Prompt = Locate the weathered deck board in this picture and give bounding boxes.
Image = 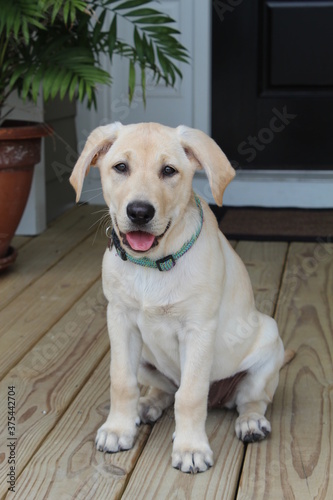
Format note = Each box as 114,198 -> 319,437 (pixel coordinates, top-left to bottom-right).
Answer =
122,242 -> 288,499
236,241 -> 288,315
237,242 -> 333,499
0,230 -> 106,379
0,205 -> 103,310
10,354 -> 152,500
0,279 -> 110,496
11,235 -> 32,250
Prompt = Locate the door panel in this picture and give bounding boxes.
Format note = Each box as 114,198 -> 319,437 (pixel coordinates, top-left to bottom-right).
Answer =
212,0 -> 333,170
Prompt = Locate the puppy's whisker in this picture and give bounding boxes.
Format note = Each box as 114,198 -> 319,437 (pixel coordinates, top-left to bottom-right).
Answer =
91,207 -> 109,215
90,210 -> 111,244
82,187 -> 104,193
85,191 -> 105,203
88,209 -> 109,229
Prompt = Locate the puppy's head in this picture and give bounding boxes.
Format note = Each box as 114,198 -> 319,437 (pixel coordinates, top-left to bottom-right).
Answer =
70,122 -> 235,255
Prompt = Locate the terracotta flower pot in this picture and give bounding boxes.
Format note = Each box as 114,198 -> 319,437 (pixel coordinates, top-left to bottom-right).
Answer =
0,121 -> 52,271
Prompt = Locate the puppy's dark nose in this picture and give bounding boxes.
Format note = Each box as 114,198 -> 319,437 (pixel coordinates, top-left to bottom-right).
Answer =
127,201 -> 155,225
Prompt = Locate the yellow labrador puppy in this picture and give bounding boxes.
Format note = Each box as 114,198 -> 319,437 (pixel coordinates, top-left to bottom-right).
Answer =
70,122 -> 285,474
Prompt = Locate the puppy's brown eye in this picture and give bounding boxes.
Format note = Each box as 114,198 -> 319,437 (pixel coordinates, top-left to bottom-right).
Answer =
113,163 -> 128,174
162,165 -> 177,177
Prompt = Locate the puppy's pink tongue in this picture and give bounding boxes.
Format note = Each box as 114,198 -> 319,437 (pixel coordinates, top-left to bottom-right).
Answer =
126,231 -> 155,251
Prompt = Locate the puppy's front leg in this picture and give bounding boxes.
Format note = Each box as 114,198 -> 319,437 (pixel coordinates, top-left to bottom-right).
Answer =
96,303 -> 142,453
172,325 -> 215,473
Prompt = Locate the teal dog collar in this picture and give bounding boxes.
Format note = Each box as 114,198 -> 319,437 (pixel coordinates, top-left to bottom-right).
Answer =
109,194 -> 204,272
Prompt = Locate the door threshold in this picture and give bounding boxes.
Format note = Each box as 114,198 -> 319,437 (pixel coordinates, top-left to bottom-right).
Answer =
193,170 -> 333,209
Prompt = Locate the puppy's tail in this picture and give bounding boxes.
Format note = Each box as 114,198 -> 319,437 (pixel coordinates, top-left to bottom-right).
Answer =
282,349 -> 296,368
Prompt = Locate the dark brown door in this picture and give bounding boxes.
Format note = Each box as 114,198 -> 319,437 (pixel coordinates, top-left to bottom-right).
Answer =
212,0 -> 333,170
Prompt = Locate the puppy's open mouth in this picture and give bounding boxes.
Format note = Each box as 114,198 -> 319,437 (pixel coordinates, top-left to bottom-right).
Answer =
118,221 -> 171,253
125,231 -> 156,252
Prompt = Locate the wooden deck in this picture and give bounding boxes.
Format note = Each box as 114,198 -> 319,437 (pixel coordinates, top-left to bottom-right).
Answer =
1,203 -> 332,499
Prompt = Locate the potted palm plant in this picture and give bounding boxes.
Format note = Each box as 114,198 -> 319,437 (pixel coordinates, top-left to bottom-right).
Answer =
0,0 -> 188,270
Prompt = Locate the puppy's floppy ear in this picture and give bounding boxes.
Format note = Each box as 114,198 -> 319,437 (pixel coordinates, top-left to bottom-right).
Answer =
177,125 -> 235,206
70,122 -> 122,202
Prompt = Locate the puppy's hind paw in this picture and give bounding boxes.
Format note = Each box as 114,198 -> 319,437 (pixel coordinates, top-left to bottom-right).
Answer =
235,414 -> 271,443
138,397 -> 163,424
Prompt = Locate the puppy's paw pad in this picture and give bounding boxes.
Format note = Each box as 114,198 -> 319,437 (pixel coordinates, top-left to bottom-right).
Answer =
95,425 -> 136,453
235,414 -> 271,443
138,397 -> 163,424
172,445 -> 213,473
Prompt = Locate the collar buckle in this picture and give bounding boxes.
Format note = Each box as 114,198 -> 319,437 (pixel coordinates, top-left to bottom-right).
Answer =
111,228 -> 127,261
156,255 -> 176,272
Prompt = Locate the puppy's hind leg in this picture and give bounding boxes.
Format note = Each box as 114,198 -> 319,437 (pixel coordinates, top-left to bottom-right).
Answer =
235,327 -> 284,443
138,361 -> 176,424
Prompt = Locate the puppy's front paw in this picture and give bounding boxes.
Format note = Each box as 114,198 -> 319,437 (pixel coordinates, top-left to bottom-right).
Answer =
172,436 -> 213,473
235,413 -> 271,443
95,418 -> 139,453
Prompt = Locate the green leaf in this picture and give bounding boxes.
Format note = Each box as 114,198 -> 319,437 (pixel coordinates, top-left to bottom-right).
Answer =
134,26 -> 144,62
142,26 -> 180,35
21,67 -> 35,101
59,71 -> 73,99
93,9 -> 107,45
50,1 -> 62,23
170,62 -> 182,80
157,48 -> 169,79
50,68 -> 68,99
156,48 -> 180,86
114,0 -> 152,11
69,75 -> 78,101
1,2 -> 46,39
108,14 -> 117,59
22,18 -> 32,44
128,59 -> 136,103
142,33 -> 154,66
63,1 -> 70,24
134,16 -> 175,25
78,78 -> 85,102
8,66 -> 27,91
125,8 -> 164,17
141,64 -> 146,107
31,68 -> 43,102
43,67 -> 59,101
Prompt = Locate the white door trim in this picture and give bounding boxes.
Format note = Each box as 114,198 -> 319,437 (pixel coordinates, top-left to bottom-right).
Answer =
193,169 -> 333,208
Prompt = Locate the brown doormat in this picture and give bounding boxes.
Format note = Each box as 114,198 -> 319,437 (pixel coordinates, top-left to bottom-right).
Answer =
216,207 -> 333,242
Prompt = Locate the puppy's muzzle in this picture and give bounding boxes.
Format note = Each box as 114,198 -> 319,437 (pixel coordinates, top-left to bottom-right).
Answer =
127,201 -> 155,226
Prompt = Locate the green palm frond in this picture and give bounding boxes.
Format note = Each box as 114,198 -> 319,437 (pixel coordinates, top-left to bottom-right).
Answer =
0,0 -> 189,113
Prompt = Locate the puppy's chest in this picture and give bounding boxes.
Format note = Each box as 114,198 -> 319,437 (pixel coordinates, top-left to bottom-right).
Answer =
137,303 -> 183,378
131,277 -> 185,361
114,264 -> 187,342
138,301 -> 183,339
